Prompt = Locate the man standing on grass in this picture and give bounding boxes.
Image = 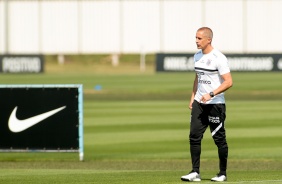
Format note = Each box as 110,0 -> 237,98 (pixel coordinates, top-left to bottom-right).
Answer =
181,27 -> 233,182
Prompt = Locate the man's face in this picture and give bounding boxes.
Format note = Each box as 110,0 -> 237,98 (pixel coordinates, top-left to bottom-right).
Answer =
195,30 -> 211,50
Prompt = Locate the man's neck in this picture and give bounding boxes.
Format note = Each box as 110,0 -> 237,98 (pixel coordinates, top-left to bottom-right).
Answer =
202,46 -> 214,54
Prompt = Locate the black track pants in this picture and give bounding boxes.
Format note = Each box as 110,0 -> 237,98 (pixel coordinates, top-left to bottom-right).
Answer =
189,100 -> 228,175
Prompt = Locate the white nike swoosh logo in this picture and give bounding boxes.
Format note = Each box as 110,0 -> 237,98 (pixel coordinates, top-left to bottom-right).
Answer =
8,106 -> 66,133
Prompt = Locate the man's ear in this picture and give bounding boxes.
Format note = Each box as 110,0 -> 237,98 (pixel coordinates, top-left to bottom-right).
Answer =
208,38 -> 212,44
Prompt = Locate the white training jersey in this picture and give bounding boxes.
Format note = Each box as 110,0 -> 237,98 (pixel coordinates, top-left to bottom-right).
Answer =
194,49 -> 230,104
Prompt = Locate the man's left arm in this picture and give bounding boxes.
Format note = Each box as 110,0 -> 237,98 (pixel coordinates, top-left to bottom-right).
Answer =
213,72 -> 233,95
200,72 -> 233,103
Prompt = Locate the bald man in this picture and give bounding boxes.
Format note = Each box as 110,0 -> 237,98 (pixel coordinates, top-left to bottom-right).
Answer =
181,27 -> 233,182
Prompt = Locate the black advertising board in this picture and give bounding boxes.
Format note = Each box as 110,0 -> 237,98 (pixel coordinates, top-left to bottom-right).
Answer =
156,53 -> 282,72
0,55 -> 44,73
0,86 -> 80,151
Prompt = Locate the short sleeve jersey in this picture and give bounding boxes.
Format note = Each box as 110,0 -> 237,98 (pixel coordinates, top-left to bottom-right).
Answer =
194,49 -> 230,104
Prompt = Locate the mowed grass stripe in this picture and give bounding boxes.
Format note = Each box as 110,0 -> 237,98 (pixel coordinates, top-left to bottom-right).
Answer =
228,127 -> 282,138
87,132 -> 282,160
85,129 -> 187,145
84,101 -> 189,133
227,101 -> 282,128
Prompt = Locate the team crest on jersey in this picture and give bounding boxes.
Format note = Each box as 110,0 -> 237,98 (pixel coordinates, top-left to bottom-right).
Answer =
206,59 -> 212,66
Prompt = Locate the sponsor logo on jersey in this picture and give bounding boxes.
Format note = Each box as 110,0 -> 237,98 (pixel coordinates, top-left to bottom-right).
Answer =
196,72 -> 204,79
197,72 -> 211,84
198,80 -> 211,84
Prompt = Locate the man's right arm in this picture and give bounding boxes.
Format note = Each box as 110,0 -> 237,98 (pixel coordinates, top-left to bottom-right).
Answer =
189,74 -> 198,110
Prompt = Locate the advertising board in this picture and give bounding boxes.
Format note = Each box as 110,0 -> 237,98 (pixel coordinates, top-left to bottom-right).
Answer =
0,85 -> 84,160
0,55 -> 44,73
156,53 -> 282,72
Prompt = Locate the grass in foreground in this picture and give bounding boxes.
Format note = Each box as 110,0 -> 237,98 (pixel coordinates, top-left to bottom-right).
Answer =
1,169 -> 281,184
0,100 -> 281,183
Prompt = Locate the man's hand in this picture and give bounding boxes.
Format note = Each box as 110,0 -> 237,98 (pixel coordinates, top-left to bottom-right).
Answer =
189,101 -> 193,110
200,93 -> 212,103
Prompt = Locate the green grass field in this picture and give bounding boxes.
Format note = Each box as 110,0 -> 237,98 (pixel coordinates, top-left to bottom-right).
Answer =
0,58 -> 281,183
